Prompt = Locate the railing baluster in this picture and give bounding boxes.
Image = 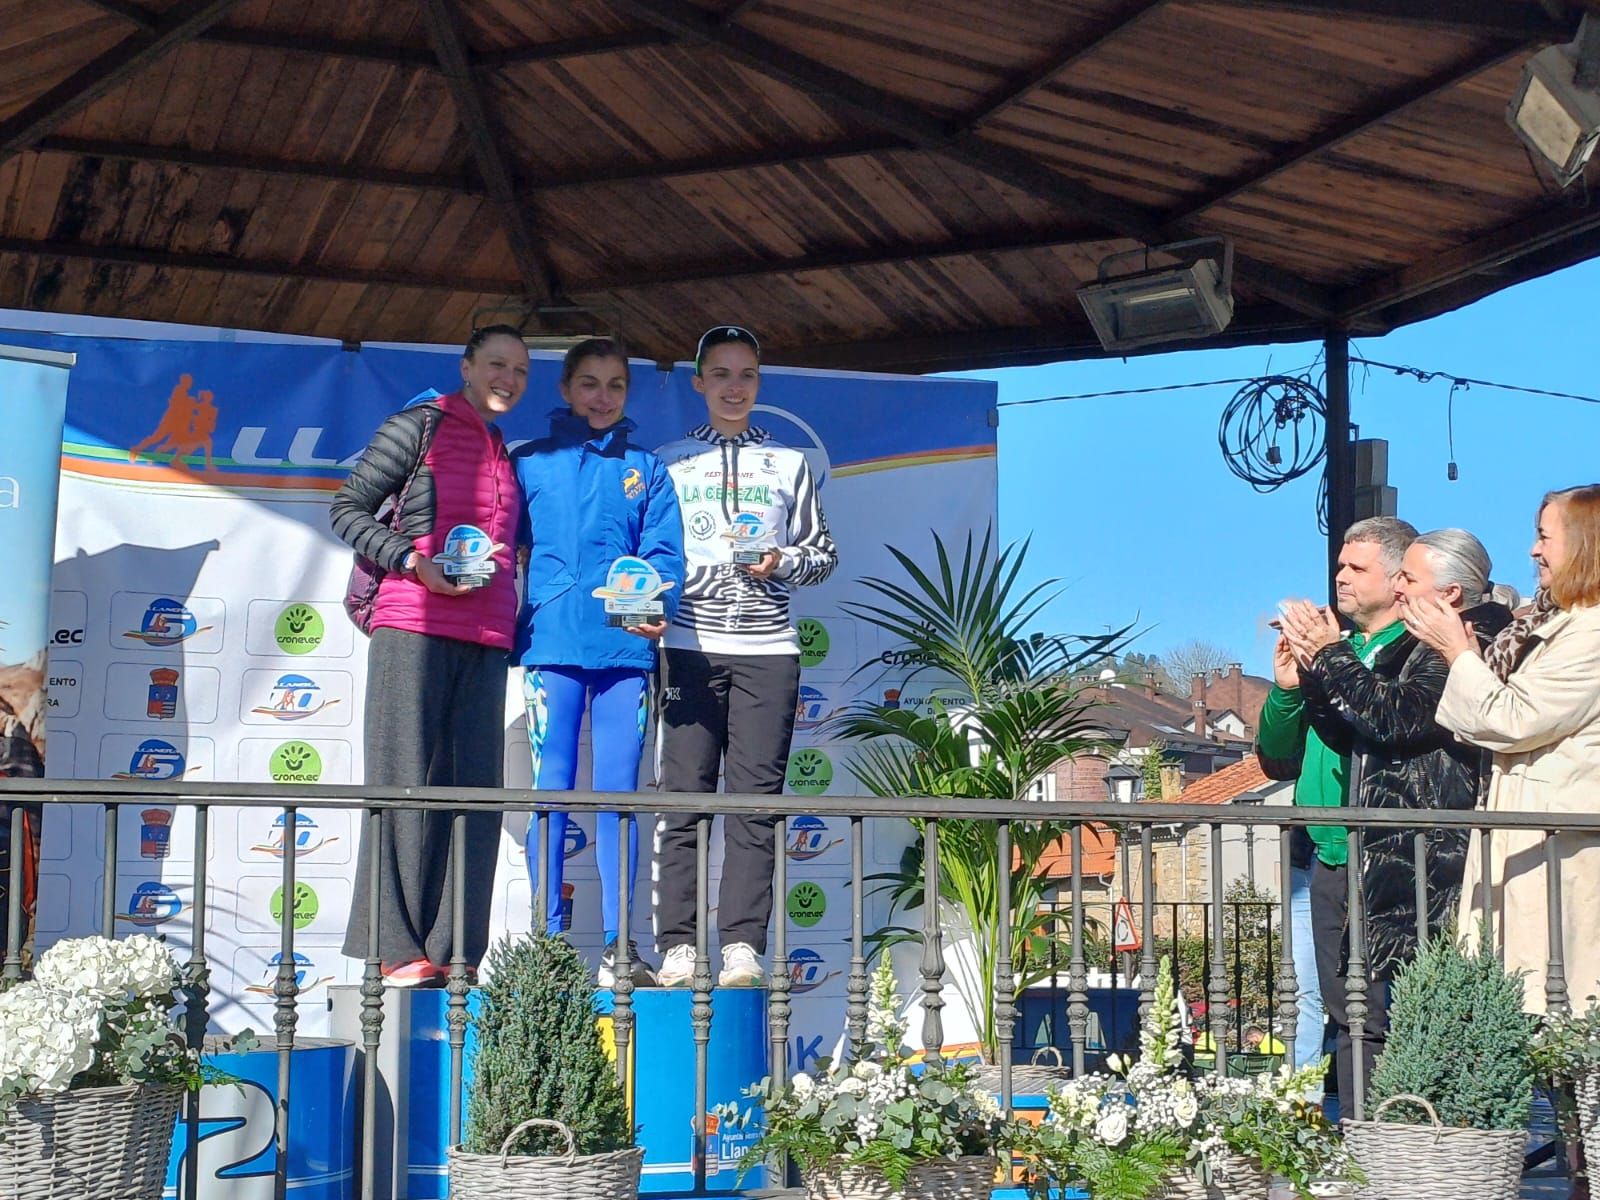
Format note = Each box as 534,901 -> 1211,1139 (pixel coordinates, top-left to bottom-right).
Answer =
1276,825 -> 1299,1070
274,804 -> 300,1200
1545,832 -> 1571,1016
447,809 -> 470,1148
359,807 -> 384,1200
102,801 -> 117,937
1345,829 -> 1370,1121
1066,822 -> 1089,1078
612,812 -> 635,1088
769,813 -> 792,1085
1138,825 -> 1156,1022
1207,824 -> 1229,1076
534,811 -> 549,934
1478,825 -> 1492,933
691,815 -> 713,1192
3,803 -> 24,984
846,815 -> 868,1054
182,805 -> 210,1200
1413,831 -> 1429,950
920,817 -> 946,1075
995,819 -> 1014,1114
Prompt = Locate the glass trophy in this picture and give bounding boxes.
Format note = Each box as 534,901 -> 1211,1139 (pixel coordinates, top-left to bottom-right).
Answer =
432,523 -> 500,589
723,512 -> 776,565
593,555 -> 674,628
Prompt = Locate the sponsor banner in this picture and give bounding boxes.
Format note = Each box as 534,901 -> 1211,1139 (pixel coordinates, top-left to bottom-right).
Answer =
30,329 -> 995,1037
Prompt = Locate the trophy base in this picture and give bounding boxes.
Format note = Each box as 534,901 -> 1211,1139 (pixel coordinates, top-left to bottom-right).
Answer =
607,613 -> 653,628
446,573 -> 490,589
732,550 -> 766,565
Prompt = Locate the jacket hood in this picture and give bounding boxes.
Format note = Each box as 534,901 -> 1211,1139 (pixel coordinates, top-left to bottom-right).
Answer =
548,408 -> 635,445
1463,599 -> 1515,643
687,422 -> 768,447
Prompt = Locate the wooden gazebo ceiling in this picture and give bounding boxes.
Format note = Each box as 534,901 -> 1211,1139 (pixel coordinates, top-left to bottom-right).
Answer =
0,0 -> 1594,371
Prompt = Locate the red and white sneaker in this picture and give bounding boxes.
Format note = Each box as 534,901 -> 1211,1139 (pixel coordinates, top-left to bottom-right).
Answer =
382,959 -> 445,988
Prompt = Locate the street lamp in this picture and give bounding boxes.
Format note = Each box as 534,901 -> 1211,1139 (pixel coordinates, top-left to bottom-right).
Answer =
1078,237 -> 1235,351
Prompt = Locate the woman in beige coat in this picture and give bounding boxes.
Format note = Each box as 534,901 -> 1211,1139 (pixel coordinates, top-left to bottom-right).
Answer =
1404,484 -> 1600,1014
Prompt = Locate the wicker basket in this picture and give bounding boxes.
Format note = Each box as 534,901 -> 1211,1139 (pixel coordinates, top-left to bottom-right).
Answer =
802,1153 -> 998,1200
1573,1064 -> 1600,1178
0,1081 -> 182,1200
448,1118 -> 643,1200
1342,1093 -> 1525,1200
1154,1148 -> 1269,1199
974,1046 -> 1073,1096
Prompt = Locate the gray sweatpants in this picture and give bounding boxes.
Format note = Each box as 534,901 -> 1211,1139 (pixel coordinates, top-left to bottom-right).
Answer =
343,626 -> 507,967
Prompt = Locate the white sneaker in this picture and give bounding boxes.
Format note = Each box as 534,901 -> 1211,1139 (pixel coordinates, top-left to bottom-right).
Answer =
719,942 -> 765,988
658,944 -> 696,988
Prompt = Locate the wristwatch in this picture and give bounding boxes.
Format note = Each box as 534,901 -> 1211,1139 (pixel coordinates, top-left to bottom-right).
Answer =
402,550 -> 419,575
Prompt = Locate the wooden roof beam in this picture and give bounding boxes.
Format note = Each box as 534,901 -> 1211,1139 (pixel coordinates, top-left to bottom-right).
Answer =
477,30 -> 674,68
1209,0 -> 1571,40
1166,40 -> 1531,222
0,236 -> 517,293
417,0 -> 556,301
200,28 -> 438,67
531,135 -> 902,190
717,0 -> 762,25
0,0 -> 250,161
957,0 -> 1175,132
572,224 -> 1103,290
606,0 -> 1334,318
36,136 -> 481,194
75,0 -> 158,30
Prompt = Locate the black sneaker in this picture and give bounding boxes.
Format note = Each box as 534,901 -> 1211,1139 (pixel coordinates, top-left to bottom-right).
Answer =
598,939 -> 659,988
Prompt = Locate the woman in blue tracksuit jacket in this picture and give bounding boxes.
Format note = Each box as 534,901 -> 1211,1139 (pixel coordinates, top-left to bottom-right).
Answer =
514,337 -> 683,987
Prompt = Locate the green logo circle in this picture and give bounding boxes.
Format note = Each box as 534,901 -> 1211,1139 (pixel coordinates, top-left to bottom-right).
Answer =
796,619 -> 830,668
270,741 -> 323,784
275,604 -> 324,655
270,882 -> 320,930
787,881 -> 827,928
785,748 -> 834,795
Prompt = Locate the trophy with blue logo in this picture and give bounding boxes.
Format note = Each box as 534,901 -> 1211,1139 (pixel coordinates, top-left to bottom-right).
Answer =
593,556 -> 674,628
723,511 -> 775,566
432,523 -> 502,589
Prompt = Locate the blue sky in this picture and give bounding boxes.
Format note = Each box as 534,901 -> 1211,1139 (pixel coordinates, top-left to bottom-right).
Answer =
962,257 -> 1600,678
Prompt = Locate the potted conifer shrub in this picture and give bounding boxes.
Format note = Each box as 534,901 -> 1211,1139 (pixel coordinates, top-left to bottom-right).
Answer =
448,933 -> 642,1200
1344,928 -> 1536,1200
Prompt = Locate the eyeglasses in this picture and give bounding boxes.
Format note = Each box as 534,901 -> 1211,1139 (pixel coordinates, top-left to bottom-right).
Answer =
695,325 -> 761,371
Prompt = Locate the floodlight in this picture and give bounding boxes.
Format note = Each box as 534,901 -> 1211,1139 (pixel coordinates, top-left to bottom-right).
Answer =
1077,237 -> 1235,352
1509,18 -> 1600,189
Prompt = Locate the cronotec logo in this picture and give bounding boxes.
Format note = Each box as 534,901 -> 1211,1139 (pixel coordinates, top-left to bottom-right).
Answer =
787,948 -> 839,994
271,882 -> 320,931
796,619 -> 829,668
786,816 -> 843,862
786,882 -> 827,929
123,598 -> 211,647
269,741 -> 322,785
251,811 -> 338,859
274,604 -> 324,655
117,882 -> 184,927
115,740 -> 189,781
244,952 -> 333,996
786,749 -> 834,796
251,673 -> 340,721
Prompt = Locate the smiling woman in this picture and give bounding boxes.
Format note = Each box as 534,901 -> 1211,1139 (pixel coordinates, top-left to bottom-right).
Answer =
329,324 -> 529,988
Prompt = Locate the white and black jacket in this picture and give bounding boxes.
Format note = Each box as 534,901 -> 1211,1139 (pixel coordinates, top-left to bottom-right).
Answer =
655,424 -> 837,655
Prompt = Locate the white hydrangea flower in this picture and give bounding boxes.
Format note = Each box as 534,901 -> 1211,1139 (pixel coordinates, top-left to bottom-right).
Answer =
791,1073 -> 815,1097
1094,1105 -> 1129,1146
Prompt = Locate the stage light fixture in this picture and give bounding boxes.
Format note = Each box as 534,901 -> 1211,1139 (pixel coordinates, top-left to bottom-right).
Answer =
1078,237 -> 1235,352
1509,16 -> 1600,189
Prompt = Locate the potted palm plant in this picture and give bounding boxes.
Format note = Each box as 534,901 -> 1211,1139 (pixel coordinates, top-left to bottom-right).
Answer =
835,529 -> 1130,1070
450,933 -> 642,1200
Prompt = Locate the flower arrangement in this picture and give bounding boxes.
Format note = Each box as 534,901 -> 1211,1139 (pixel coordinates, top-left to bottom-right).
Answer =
1531,997 -> 1600,1084
732,956 -> 1015,1189
0,934 -> 220,1109
1024,957 -> 1352,1199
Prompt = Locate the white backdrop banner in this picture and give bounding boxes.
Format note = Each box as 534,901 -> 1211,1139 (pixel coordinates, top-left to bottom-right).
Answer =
23,329 -> 996,1066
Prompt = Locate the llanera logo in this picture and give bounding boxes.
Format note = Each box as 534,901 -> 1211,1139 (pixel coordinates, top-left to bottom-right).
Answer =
117,882 -> 184,927
251,811 -> 339,859
245,952 -> 333,997
114,739 -> 189,781
251,674 -> 340,721
274,605 -> 324,654
786,816 -> 843,862
269,741 -> 322,785
123,598 -> 211,647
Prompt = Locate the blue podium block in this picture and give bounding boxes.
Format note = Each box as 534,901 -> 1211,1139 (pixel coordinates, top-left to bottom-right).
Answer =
595,987 -> 769,1194
163,1037 -> 355,1200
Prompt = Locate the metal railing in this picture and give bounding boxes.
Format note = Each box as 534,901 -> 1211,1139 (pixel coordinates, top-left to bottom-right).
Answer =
3,778 -> 1595,1198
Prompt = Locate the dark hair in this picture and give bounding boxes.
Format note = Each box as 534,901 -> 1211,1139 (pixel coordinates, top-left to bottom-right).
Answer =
464,324 -> 526,359
560,337 -> 630,386
694,325 -> 760,374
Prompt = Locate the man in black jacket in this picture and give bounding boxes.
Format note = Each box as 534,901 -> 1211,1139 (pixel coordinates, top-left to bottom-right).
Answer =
1277,527 -> 1511,1115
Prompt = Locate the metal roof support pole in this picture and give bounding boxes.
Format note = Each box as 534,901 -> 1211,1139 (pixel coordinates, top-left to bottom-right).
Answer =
1324,330 -> 1355,604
